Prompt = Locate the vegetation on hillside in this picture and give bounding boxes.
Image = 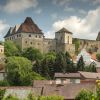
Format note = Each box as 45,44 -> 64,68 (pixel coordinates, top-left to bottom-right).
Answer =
3,40 -> 96,85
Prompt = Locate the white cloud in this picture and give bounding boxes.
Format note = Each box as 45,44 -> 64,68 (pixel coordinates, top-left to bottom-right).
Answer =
0,20 -> 9,40
35,8 -> 42,14
52,0 -> 70,6
3,0 -> 38,13
52,7 -> 100,40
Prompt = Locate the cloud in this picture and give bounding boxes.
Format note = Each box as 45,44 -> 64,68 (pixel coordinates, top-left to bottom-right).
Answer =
0,20 -> 9,41
93,0 -> 100,5
64,6 -> 87,15
52,0 -> 70,6
35,8 -> 42,14
2,0 -> 38,13
51,13 -> 58,20
52,7 -> 100,40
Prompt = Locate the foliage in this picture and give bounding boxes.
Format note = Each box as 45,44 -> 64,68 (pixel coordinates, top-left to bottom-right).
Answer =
22,47 -> 43,61
84,62 -> 96,72
0,89 -> 6,100
4,40 -> 20,57
77,55 -> 85,71
75,89 -> 93,100
0,80 -> 9,86
6,56 -> 44,86
26,94 -> 64,100
73,39 -> 80,54
39,95 -> 64,100
25,93 -> 38,100
3,95 -> 19,100
96,53 -> 100,62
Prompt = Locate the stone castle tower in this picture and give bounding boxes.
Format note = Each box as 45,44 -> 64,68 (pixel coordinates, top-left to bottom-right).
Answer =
4,17 -> 75,54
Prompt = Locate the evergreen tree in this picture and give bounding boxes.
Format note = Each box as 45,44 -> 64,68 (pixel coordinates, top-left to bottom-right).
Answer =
77,55 -> 85,71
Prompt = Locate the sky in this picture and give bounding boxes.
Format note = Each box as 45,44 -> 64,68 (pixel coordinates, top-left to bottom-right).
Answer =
0,0 -> 100,41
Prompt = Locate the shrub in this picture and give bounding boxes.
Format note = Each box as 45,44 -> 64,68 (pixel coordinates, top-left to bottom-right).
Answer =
3,95 -> 19,100
75,89 -> 93,100
96,53 -> 100,62
0,80 -> 9,86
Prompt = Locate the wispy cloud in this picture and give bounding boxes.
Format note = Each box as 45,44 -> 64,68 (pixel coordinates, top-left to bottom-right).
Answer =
1,0 -> 38,13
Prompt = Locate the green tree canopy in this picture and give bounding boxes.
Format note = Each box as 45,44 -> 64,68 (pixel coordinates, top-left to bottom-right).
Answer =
6,56 -> 44,86
4,40 -> 20,57
77,55 -> 85,71
22,47 -> 43,61
96,53 -> 100,62
75,89 -> 93,100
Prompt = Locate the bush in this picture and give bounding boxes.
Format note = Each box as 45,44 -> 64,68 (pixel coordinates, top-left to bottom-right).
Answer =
96,53 -> 100,62
3,95 -> 19,100
26,94 -> 64,100
40,95 -> 64,100
0,80 -> 9,86
0,89 -> 6,100
75,89 -> 93,100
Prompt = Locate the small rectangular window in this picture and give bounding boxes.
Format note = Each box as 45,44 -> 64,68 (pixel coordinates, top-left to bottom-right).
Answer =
30,42 -> 32,44
29,34 -> 31,37
25,41 -> 27,43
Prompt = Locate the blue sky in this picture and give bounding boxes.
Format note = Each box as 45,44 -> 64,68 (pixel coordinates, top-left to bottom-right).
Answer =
0,0 -> 100,41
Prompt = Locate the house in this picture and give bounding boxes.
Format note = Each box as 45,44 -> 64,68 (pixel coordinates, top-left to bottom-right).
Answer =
54,71 -> 100,84
54,73 -> 81,84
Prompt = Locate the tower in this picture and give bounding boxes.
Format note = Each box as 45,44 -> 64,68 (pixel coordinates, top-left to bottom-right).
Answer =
55,27 -> 75,53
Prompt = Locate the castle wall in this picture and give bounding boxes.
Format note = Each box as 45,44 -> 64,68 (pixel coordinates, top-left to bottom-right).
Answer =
21,33 -> 44,53
43,38 -> 56,53
75,38 -> 100,53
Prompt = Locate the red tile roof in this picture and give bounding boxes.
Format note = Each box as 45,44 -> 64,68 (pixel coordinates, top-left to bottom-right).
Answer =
17,17 -> 43,34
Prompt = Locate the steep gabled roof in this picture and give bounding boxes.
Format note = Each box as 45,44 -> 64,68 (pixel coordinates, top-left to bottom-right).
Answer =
56,27 -> 72,34
4,27 -> 14,38
17,17 -> 43,34
96,32 -> 100,41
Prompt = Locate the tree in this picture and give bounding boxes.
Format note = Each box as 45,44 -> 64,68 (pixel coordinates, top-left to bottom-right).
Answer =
96,53 -> 100,62
6,56 -> 44,86
22,47 -> 43,61
75,89 -> 93,100
84,62 -> 96,72
4,40 -> 20,57
0,89 -> 6,100
77,55 -> 85,71
73,39 -> 80,54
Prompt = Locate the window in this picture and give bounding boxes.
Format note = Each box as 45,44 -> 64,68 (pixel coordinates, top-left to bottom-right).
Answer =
30,42 -> 32,44
29,34 -> 31,37
19,34 -> 21,37
35,35 -> 37,38
1,49 -> 2,52
17,35 -> 18,37
25,41 -> 27,43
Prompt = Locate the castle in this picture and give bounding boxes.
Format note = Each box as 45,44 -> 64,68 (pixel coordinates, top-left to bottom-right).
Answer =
4,17 -> 100,54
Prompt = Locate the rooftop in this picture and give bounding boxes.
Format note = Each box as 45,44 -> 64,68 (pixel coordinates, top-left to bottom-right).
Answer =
56,27 -> 72,34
